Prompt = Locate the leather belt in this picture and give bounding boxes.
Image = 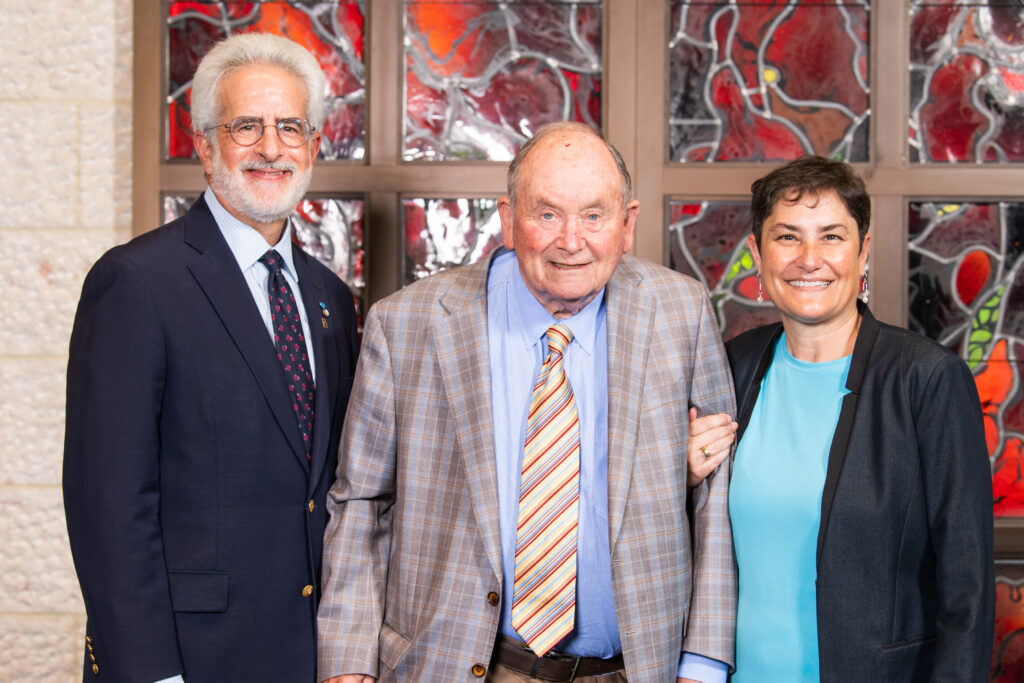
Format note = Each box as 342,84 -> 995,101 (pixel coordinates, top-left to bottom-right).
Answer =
490,635 -> 624,681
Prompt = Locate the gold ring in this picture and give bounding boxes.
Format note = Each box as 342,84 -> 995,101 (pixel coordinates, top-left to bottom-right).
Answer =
700,445 -> 713,458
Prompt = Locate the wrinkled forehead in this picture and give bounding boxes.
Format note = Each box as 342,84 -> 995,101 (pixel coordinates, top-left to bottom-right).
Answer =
518,133 -> 625,201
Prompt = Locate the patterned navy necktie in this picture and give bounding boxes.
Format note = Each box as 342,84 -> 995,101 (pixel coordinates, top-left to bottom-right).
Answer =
259,249 -> 315,459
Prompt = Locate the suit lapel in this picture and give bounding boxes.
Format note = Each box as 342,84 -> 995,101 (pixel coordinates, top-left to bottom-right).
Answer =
816,302 -> 878,565
294,247 -> 334,490
433,259 -> 503,581
604,257 -> 655,552
184,198 -> 309,468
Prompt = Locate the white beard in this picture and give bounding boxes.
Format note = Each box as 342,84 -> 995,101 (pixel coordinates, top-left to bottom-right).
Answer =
209,150 -> 312,225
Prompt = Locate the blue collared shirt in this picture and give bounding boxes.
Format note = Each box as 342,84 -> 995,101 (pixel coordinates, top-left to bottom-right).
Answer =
204,188 -> 316,380
486,251 -> 726,682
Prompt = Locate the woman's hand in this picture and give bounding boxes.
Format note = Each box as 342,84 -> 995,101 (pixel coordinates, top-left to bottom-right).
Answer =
687,407 -> 737,487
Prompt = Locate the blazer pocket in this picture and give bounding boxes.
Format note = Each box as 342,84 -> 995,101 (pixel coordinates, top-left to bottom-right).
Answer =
167,570 -> 229,613
379,622 -> 413,672
880,632 -> 936,651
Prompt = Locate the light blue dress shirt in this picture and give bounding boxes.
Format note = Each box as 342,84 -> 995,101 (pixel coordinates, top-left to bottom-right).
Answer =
486,250 -> 725,682
151,190 -> 317,683
730,334 -> 851,682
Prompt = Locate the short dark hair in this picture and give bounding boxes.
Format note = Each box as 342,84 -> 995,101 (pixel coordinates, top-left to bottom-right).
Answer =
749,156 -> 870,247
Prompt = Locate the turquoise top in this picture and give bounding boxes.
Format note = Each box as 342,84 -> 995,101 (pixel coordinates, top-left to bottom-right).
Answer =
729,334 -> 851,682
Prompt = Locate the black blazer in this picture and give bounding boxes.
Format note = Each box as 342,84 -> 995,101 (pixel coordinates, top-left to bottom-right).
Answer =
63,196 -> 359,682
727,303 -> 994,682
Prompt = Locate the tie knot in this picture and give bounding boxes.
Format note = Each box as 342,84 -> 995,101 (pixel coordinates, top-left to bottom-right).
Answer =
545,324 -> 573,356
259,249 -> 285,275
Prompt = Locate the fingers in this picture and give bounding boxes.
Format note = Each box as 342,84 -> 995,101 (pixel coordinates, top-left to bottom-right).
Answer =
688,409 -> 737,438
686,409 -> 738,488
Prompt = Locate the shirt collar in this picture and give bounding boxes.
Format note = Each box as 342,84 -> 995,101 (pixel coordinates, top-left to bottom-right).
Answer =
498,250 -> 603,357
205,187 -> 299,281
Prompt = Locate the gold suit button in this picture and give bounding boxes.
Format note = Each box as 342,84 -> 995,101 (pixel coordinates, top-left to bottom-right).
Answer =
487,591 -> 499,606
301,584 -> 314,598
91,663 -> 99,675
307,499 -> 315,513
471,664 -> 486,677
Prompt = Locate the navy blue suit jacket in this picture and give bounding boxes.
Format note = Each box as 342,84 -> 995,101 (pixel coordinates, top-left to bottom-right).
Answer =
63,196 -> 359,682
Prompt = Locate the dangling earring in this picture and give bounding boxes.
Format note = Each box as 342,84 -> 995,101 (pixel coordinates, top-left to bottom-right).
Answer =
860,267 -> 869,304
757,274 -> 764,304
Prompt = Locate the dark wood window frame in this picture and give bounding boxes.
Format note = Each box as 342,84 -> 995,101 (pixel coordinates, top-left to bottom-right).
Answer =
134,0 -> 1024,553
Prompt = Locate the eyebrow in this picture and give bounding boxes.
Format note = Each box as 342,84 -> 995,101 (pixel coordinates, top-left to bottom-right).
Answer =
771,222 -> 851,232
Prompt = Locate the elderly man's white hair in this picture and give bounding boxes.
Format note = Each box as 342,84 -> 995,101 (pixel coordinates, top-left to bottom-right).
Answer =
190,32 -> 326,136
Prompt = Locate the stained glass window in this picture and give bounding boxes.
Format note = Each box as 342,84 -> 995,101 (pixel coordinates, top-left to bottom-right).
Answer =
403,198 -> 502,283
668,1 -> 870,163
403,1 -> 602,161
163,195 -> 365,318
908,201 -> 1024,516
166,1 -> 365,161
993,560 -> 1024,681
910,2 -> 1024,163
667,200 -> 780,340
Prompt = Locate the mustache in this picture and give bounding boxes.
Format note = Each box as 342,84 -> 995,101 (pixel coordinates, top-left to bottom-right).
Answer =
238,160 -> 298,173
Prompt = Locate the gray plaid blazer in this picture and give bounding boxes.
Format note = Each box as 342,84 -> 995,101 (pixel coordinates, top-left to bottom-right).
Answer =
318,254 -> 736,682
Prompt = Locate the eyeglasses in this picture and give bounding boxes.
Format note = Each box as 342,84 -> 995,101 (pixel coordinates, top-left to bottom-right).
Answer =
204,117 -> 316,148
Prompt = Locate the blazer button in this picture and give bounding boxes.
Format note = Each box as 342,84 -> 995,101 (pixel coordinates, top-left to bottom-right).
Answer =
471,663 -> 486,677
92,663 -> 99,675
307,499 -> 315,513
487,591 -> 499,606
301,584 -> 314,598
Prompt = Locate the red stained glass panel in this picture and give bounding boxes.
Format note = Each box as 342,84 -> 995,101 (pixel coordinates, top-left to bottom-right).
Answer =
910,2 -> 1024,163
166,2 -> 365,161
908,201 -> 1024,516
404,1 -> 602,161
403,198 -> 502,283
667,200 -> 780,340
669,1 -> 869,163
993,561 -> 1024,681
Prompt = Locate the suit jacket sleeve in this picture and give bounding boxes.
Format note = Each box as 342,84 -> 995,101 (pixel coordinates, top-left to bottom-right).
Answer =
914,353 -> 994,678
318,304 -> 396,680
682,291 -> 738,668
63,253 -> 183,681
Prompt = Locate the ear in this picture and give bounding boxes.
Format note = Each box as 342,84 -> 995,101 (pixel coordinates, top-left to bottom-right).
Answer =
498,196 -> 515,251
308,131 -> 322,165
746,233 -> 762,272
859,232 -> 871,274
195,131 -> 215,176
621,199 -> 639,253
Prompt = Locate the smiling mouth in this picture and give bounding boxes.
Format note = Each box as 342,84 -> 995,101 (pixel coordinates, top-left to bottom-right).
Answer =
246,169 -> 290,179
550,261 -> 589,270
787,280 -> 830,288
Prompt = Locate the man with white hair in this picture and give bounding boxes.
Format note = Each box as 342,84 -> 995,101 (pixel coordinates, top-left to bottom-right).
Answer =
63,33 -> 359,682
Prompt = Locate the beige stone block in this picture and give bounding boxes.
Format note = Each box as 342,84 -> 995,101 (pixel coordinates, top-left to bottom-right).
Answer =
0,614 -> 82,682
0,486 -> 83,614
0,104 -> 80,229
0,0 -> 133,101
80,103 -> 133,230
0,230 -> 121,356
0,359 -> 67,486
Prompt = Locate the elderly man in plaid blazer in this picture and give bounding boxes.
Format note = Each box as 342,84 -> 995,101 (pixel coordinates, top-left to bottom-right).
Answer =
318,122 -> 737,683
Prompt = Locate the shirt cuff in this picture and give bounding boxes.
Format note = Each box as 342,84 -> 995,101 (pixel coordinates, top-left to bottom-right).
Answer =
677,652 -> 728,682
152,676 -> 184,683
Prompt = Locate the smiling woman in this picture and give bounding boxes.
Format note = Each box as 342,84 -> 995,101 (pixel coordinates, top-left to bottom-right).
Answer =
747,190 -> 868,360
687,156 -> 994,682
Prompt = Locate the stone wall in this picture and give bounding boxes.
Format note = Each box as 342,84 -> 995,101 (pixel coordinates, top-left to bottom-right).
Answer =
0,0 -> 132,679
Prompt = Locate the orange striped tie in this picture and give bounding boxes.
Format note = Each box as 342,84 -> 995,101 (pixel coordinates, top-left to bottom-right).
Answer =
511,323 -> 579,656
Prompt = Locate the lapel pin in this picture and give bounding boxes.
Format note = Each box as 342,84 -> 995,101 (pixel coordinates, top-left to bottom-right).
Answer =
319,302 -> 329,328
